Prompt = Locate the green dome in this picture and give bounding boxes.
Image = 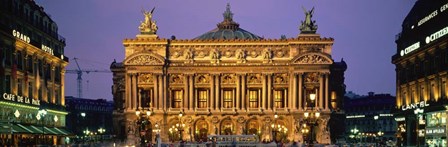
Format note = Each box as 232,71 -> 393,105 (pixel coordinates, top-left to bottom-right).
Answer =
194,3 -> 262,40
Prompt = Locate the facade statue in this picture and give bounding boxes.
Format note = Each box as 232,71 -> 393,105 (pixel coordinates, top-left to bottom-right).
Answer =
299,7 -> 318,34
139,7 -> 158,34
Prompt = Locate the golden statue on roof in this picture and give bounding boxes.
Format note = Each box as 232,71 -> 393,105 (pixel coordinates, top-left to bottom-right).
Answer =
139,7 -> 158,34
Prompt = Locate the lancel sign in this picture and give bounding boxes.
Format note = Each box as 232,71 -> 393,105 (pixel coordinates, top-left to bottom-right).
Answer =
401,101 -> 429,111
3,93 -> 40,106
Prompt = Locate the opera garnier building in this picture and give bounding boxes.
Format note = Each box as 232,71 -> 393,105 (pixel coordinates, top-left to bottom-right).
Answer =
111,4 -> 347,145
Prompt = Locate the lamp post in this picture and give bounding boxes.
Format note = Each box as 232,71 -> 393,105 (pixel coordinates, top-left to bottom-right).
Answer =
303,111 -> 319,146
36,109 -> 47,145
136,108 -> 151,147
98,128 -> 105,142
153,123 -> 161,146
178,111 -> 185,142
377,131 -> 384,145
271,113 -> 279,142
350,128 -> 359,144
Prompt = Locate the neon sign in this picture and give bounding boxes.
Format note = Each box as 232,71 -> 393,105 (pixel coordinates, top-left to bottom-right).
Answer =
12,30 -> 30,43
3,93 -> 40,106
41,44 -> 54,55
426,26 -> 448,44
400,42 -> 420,56
401,101 -> 429,111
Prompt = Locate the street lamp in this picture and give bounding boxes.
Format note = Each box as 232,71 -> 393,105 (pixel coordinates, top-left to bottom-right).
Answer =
271,113 -> 279,142
303,111 -> 319,145
98,128 -> 105,142
153,123 -> 161,146
178,111 -> 185,142
36,109 -> 47,145
350,128 -> 359,143
136,108 -> 151,147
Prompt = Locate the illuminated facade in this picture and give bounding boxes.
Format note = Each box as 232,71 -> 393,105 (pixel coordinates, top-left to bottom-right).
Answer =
392,0 -> 448,146
111,4 -> 346,145
0,0 -> 70,146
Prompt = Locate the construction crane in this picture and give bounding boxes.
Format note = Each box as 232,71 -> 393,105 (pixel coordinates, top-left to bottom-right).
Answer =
66,57 -> 111,98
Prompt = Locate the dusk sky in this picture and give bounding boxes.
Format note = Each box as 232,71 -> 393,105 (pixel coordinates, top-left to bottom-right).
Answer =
35,0 -> 415,100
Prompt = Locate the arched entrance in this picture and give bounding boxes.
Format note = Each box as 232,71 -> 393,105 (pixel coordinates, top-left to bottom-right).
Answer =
220,119 -> 234,135
168,120 -> 183,142
194,120 -> 209,142
136,118 -> 153,145
271,120 -> 288,142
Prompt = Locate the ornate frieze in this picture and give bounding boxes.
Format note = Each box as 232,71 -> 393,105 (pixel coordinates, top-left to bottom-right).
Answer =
184,49 -> 194,63
247,73 -> 262,84
224,50 -> 233,58
138,73 -> 154,84
195,74 -> 210,84
169,74 -> 184,84
262,48 -> 272,63
221,74 -> 236,84
235,49 -> 246,63
294,53 -> 332,64
273,73 -> 288,84
304,72 -> 320,83
125,54 -> 164,65
210,49 -> 220,63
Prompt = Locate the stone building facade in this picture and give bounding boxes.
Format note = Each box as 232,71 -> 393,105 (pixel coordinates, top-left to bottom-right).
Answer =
0,0 -> 70,146
392,0 -> 448,146
111,4 -> 346,145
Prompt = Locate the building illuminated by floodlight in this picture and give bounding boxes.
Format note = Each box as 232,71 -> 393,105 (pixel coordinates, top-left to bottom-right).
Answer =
111,4 -> 347,145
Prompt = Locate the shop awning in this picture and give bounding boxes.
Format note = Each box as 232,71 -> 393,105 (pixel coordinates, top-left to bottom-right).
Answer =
0,123 -> 33,134
1,123 -> 72,136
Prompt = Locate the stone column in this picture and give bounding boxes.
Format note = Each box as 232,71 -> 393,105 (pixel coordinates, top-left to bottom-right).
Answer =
189,75 -> 194,110
162,74 -> 166,110
236,75 -> 241,110
210,74 -> 215,110
319,74 -> 324,109
138,77 -> 142,110
288,73 -> 292,109
184,74 -> 189,109
267,74 -> 272,110
153,74 -> 158,109
215,75 -> 220,110
60,69 -> 66,106
262,74 -> 266,110
325,73 -> 329,110
50,65 -> 55,103
298,73 -> 303,110
292,73 -> 297,110
241,74 -> 246,110
138,89 -> 142,109
126,73 -> 131,110
133,73 -> 138,110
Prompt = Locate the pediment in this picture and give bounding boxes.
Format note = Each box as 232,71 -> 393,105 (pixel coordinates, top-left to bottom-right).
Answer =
124,52 -> 165,66
292,53 -> 333,64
